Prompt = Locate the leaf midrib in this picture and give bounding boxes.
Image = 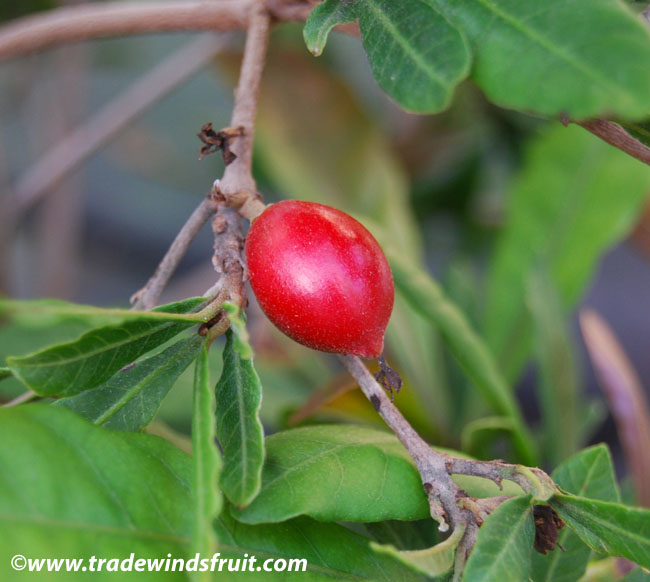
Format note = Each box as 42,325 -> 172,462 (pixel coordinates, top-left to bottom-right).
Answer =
361,0 -> 450,89
94,340 -> 198,425
9,322 -> 181,370
471,0 -> 635,102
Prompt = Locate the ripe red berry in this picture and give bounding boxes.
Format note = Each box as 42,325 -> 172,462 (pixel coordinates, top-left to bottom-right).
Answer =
245,200 -> 394,358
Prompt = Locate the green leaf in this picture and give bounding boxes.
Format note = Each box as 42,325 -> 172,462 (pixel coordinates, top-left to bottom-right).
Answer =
371,522 -> 465,578
528,268 -> 580,466
486,124 -> 650,381
216,511 -> 427,581
0,366 -> 11,382
463,495 -> 535,582
303,0 -> 357,56
532,445 -> 620,582
233,425 -> 523,525
551,495 -> 650,569
6,297 -> 203,397
0,404 -> 423,582
232,425 -> 429,523
388,250 -> 537,464
552,444 -> 620,503
356,0 -> 470,113
425,0 -> 650,119
0,404 -> 192,569
55,335 -> 204,431
0,297 -> 206,325
191,344 -> 221,580
215,329 -> 264,508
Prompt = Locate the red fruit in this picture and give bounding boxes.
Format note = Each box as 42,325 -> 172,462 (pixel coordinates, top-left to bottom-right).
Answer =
245,200 -> 394,358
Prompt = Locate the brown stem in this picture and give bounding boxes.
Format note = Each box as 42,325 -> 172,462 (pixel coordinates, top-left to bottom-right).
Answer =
131,196 -> 218,311
0,0 -> 311,62
13,34 -> 226,217
211,206 -> 247,308
213,4 -> 270,219
576,119 -> 650,168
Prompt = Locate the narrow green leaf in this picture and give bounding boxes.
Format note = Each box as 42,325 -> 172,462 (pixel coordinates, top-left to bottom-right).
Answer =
0,404 -> 192,567
191,344 -> 221,581
528,268 -> 580,466
303,0 -> 357,56
551,495 -> 650,569
0,297 -> 206,324
6,297 -> 202,397
215,330 -> 264,508
0,367 -> 11,382
388,251 -> 536,464
371,522 -> 465,578
216,511 -> 427,581
532,445 -> 620,582
232,425 -> 429,524
356,0 -> 470,113
55,335 -> 204,431
486,124 -> 650,381
425,0 -> 650,119
463,495 -> 535,582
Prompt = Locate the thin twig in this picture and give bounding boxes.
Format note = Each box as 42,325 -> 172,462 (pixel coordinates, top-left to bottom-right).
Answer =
213,5 -> 270,220
576,119 -> 650,168
13,34 -> 227,217
35,36 -> 88,299
131,196 -> 218,311
0,0 -> 311,62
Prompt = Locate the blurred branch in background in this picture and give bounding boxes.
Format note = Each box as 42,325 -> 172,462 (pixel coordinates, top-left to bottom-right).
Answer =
580,310 -> 650,506
12,34 -> 227,218
33,9 -> 88,299
0,0 -> 311,62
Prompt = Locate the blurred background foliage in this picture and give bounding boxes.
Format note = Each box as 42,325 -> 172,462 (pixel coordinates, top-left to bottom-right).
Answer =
1,7 -> 650,505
